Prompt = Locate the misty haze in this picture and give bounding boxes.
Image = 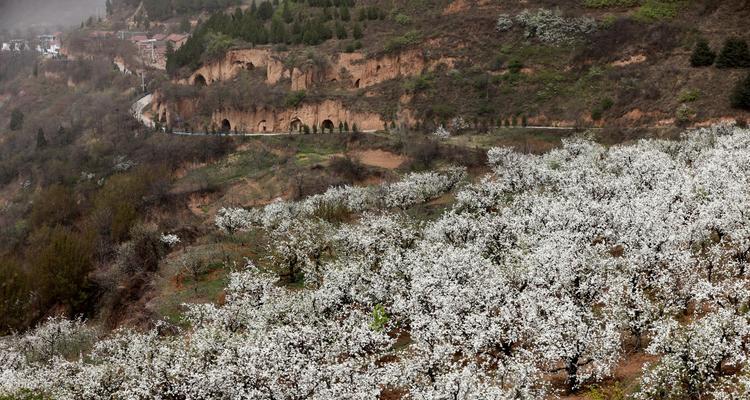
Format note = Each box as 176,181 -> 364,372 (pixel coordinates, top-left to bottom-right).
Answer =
0,0 -> 105,31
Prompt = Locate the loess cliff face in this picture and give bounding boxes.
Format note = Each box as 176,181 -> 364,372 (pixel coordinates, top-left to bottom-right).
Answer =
185,47 -> 452,91
212,99 -> 385,133
168,47 -> 452,132
188,48 -> 276,85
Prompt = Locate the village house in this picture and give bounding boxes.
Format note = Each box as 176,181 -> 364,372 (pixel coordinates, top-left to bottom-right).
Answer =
166,33 -> 189,50
36,33 -> 63,58
1,39 -> 30,52
130,32 -> 190,70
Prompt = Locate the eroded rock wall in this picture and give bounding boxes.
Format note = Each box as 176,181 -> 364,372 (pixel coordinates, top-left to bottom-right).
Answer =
212,100 -> 384,133
182,47 -> 454,91
188,48 -> 274,85
151,90 -> 199,125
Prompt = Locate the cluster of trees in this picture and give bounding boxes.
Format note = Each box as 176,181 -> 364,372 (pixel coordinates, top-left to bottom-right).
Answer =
115,0 -> 242,21
167,0 -> 371,75
691,37 -> 750,110
0,54 -> 235,333
691,37 -> 750,68
3,124 -> 750,398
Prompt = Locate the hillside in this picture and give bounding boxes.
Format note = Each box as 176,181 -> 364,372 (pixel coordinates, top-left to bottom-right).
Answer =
1,0 -> 750,399
135,0 -> 750,138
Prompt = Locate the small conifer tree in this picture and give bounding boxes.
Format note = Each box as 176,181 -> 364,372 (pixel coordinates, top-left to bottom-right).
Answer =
731,73 -> 750,110
716,38 -> 750,68
36,128 -> 47,149
352,23 -> 363,40
690,39 -> 716,67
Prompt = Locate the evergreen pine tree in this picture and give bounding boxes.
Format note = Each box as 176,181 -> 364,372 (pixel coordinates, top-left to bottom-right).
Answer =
36,128 -> 47,149
690,39 -> 716,67
257,1 -> 274,20
179,17 -> 191,33
716,38 -> 750,68
731,73 -> 750,110
335,22 -> 347,39
270,17 -> 287,43
282,1 -> 293,23
9,109 -> 23,131
352,23 -> 363,39
339,6 -> 350,21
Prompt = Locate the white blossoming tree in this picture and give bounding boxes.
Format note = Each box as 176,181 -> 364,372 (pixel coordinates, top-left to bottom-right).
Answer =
2,125 -> 750,398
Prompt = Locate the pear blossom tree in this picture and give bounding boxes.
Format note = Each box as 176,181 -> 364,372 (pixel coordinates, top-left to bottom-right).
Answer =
3,125 -> 750,398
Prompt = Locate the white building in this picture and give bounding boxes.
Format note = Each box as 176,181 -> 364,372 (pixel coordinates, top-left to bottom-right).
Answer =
37,33 -> 62,58
1,39 -> 30,52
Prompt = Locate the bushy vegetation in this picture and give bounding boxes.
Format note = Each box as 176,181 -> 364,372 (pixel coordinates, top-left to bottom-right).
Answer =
3,125 -> 750,398
117,0 -> 242,21
583,0 -> 638,7
716,37 -> 750,69
167,0 -> 370,76
633,0 -> 685,21
731,73 -> 750,110
690,39 -> 716,67
0,53 -> 232,333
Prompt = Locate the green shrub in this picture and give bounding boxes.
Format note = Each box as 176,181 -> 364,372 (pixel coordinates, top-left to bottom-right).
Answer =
591,108 -> 603,121
0,389 -> 51,400
590,96 -> 614,121
285,90 -> 307,107
352,23 -> 363,39
335,22 -> 348,39
583,0 -> 638,7
675,104 -> 694,124
716,37 -> 750,68
489,55 -> 505,71
384,30 -> 421,53
508,58 -> 524,74
394,13 -> 411,25
204,32 -> 233,60
731,73 -> 750,110
404,74 -> 433,92
634,0 -> 683,21
9,108 -> 23,131
690,39 -> 716,67
678,88 -> 700,103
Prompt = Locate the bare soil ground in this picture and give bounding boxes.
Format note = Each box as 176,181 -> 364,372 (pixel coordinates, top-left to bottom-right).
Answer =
350,149 -> 408,169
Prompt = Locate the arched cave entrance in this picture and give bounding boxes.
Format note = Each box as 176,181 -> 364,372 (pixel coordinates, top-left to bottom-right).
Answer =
194,74 -> 207,87
354,79 -> 360,88
258,120 -> 268,132
321,119 -> 335,133
289,117 -> 302,133
220,119 -> 231,132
